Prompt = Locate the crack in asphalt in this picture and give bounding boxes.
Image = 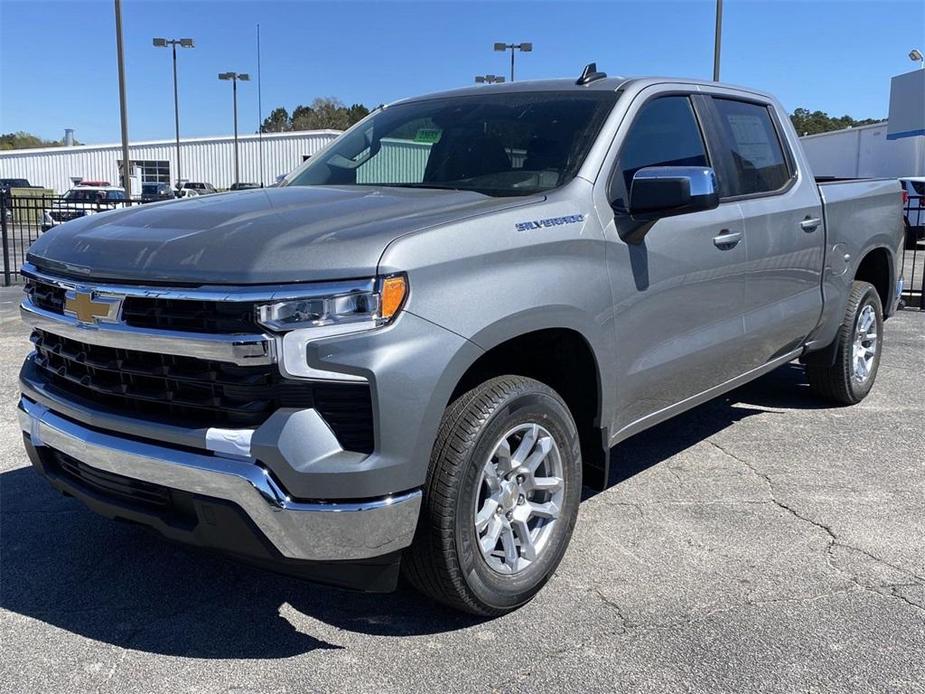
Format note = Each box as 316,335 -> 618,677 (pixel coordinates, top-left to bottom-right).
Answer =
571,438 -> 925,654
707,439 -> 925,615
592,588 -> 631,634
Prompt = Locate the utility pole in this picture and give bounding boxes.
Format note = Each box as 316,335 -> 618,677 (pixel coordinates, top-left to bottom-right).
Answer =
114,0 -> 131,194
713,0 -> 723,81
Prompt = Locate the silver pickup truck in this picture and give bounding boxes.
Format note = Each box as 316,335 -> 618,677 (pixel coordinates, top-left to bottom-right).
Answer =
17,68 -> 904,616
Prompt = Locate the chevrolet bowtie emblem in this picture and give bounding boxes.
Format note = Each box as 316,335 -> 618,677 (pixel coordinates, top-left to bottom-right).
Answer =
63,290 -> 121,324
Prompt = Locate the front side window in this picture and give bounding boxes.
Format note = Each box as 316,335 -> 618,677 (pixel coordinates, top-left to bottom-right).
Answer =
286,91 -> 619,197
612,95 -> 708,207
712,98 -> 791,196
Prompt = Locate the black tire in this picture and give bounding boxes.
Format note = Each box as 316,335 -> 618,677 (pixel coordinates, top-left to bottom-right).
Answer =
403,375 -> 582,616
806,280 -> 883,405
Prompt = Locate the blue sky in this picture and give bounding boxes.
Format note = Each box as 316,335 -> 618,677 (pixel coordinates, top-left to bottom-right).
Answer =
1,0 -> 923,144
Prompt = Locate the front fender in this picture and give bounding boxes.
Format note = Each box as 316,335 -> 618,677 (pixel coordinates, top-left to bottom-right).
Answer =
297,311 -> 483,498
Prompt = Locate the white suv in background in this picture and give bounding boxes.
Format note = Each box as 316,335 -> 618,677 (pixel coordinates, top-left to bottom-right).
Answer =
42,186 -> 130,231
177,181 -> 217,197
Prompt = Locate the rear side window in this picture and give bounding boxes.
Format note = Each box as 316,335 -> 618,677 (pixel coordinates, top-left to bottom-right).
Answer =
614,96 -> 708,202
712,98 -> 791,196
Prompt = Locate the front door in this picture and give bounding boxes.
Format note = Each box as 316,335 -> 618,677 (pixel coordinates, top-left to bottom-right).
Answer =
598,93 -> 752,435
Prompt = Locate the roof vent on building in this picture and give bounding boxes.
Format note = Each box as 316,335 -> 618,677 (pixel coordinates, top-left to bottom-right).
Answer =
576,62 -> 607,85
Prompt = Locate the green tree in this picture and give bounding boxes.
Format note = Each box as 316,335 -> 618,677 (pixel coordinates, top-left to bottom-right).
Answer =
790,108 -> 884,136
345,103 -> 370,125
260,107 -> 290,133
290,103 -> 318,130
263,98 -> 372,132
0,131 -> 72,150
290,97 -> 351,130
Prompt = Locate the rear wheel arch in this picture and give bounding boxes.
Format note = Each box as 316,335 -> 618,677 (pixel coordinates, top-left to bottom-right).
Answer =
854,246 -> 893,313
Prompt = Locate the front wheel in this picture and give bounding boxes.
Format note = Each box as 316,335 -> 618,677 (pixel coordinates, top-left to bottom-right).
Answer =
403,376 -> 582,616
806,280 -> 883,405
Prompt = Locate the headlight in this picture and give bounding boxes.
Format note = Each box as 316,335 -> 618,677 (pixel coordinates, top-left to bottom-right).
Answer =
257,274 -> 408,334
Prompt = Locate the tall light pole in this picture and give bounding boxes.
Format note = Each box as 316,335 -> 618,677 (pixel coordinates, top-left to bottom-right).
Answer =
713,0 -> 723,81
113,0 -> 131,194
493,42 -> 532,82
475,74 -> 506,84
153,37 -> 194,189
218,72 -> 250,186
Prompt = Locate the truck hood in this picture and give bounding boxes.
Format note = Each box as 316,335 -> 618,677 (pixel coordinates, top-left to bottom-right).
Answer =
28,186 -> 534,284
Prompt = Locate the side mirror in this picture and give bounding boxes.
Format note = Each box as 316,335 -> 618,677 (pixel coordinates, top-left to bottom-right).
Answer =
627,166 -> 719,221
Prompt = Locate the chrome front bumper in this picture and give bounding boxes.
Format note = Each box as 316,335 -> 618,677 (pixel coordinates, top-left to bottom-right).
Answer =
18,397 -> 421,562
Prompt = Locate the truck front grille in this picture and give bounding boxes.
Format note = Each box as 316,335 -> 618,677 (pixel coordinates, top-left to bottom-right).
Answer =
24,279 -> 66,314
24,277 -> 261,334
29,329 -> 374,453
121,297 -> 260,334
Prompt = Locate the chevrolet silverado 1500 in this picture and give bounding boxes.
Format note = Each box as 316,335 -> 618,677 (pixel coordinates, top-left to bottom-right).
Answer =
18,68 -> 904,615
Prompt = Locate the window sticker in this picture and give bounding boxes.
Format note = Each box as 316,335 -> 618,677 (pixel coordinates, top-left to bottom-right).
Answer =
726,114 -> 775,168
414,128 -> 442,144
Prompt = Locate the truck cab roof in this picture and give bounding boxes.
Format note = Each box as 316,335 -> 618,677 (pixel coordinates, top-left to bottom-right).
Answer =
391,75 -> 779,107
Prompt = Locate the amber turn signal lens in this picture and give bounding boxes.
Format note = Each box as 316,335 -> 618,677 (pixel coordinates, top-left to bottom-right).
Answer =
380,275 -> 408,321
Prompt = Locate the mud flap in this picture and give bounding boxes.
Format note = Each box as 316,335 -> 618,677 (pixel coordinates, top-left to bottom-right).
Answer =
581,427 -> 611,491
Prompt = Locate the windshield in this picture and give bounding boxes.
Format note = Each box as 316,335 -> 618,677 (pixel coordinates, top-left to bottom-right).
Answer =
285,91 -> 618,197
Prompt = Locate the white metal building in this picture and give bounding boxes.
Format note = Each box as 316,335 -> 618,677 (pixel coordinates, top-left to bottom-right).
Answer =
0,130 -> 341,194
800,121 -> 925,179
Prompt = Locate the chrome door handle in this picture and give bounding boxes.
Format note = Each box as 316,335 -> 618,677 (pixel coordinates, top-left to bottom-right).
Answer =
800,217 -> 822,232
713,230 -> 742,248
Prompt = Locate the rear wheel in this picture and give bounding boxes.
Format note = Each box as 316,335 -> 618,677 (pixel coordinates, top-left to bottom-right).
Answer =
403,375 -> 582,616
806,280 -> 883,405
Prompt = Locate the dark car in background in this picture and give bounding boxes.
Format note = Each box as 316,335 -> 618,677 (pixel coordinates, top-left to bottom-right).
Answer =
141,182 -> 176,203
229,182 -> 261,191
901,178 -> 924,248
41,185 -> 129,231
1,178 -> 41,223
1,177 -> 35,192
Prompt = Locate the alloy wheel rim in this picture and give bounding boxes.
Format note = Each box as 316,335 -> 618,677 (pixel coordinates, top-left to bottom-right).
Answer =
852,304 -> 878,383
474,423 -> 565,575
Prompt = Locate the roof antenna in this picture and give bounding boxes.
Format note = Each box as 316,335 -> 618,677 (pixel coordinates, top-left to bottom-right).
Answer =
577,62 -> 607,85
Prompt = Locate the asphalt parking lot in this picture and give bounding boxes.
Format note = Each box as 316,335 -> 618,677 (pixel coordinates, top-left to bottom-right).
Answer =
0,284 -> 922,693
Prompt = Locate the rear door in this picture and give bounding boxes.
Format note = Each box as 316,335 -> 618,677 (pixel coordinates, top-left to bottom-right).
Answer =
704,97 -> 826,368
597,91 -> 751,432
